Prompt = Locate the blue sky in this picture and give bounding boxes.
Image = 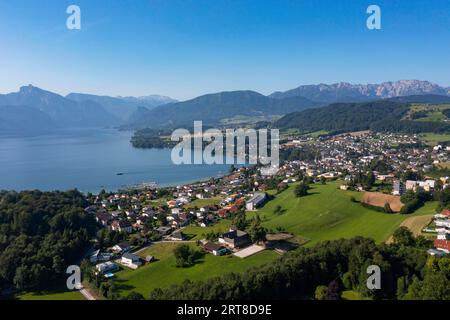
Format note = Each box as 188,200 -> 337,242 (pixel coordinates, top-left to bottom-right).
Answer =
0,0 -> 449,100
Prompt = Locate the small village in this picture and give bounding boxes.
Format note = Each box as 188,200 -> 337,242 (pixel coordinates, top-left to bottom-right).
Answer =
86,131 -> 450,280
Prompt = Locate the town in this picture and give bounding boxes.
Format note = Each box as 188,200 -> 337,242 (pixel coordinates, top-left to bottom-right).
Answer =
81,130 -> 450,299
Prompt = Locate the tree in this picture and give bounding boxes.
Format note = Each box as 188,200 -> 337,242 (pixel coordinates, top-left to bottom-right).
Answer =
314,285 -> 328,300
80,259 -> 94,283
232,211 -> 248,231
273,205 -> 284,215
392,227 -> 415,246
174,245 -> 197,268
294,183 -> 309,198
157,212 -> 168,226
124,291 -> 145,300
247,214 -> 267,244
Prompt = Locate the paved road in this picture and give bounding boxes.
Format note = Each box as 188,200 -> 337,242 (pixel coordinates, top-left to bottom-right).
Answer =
79,287 -> 96,300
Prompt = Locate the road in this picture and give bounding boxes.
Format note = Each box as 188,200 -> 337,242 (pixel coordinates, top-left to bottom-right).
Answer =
79,287 -> 96,300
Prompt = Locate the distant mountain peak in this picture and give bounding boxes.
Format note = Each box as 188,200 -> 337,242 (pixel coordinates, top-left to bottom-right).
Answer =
270,80 -> 449,103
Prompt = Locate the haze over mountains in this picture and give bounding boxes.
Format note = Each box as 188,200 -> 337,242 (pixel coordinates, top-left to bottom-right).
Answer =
270,80 -> 450,103
0,80 -> 449,135
0,86 -> 176,135
67,93 -> 177,121
124,91 -> 319,129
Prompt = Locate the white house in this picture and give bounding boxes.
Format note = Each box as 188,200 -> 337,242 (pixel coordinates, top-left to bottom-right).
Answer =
246,193 -> 267,211
96,261 -> 119,274
121,253 -> 142,269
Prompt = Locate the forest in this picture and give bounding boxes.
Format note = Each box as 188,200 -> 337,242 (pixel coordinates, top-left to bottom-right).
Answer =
0,190 -> 96,292
275,100 -> 450,134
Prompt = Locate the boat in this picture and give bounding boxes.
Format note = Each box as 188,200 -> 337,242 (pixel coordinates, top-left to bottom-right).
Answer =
116,172 -> 124,176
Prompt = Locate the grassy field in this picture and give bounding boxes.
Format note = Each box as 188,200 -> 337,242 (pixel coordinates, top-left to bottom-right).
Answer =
419,133 -> 450,146
407,104 -> 450,122
184,197 -> 223,209
255,181 -> 437,246
114,242 -> 278,297
15,288 -> 85,300
182,219 -> 231,240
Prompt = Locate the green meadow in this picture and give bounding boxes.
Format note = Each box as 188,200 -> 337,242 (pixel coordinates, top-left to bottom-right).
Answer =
255,181 -> 437,246
114,242 -> 278,297
15,287 -> 85,300
419,132 -> 450,146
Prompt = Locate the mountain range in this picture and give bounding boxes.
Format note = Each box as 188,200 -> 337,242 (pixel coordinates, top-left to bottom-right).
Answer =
66,93 -> 176,121
0,80 -> 449,136
0,86 -> 176,135
123,90 -> 319,129
270,80 -> 450,103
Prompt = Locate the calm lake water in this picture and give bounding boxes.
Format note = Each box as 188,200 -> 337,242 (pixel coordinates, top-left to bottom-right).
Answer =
0,129 -> 231,193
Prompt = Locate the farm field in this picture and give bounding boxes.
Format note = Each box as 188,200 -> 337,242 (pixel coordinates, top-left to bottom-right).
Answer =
386,214 -> 434,244
361,192 -> 403,212
255,181 -> 437,246
408,104 -> 450,122
114,242 -> 278,297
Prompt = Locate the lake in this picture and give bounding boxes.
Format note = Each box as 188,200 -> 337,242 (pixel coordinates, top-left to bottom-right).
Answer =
0,129 -> 231,193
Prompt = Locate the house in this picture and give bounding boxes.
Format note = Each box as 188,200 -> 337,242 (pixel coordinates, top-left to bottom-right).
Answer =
392,180 -> 405,196
113,241 -> 131,253
96,261 -> 119,274
245,193 -> 267,211
156,226 -> 172,236
111,220 -> 132,233
204,242 -> 228,256
434,239 -> 450,253
90,249 -> 112,263
441,209 -> 450,217
219,229 -> 251,249
217,208 -> 229,218
121,253 -> 142,269
85,205 -> 97,213
96,212 -> 113,227
405,179 -> 435,192
170,230 -> 186,241
435,220 -> 450,228
90,249 -> 102,263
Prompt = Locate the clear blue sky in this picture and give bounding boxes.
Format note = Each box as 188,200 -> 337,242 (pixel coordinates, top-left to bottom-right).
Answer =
0,0 -> 448,100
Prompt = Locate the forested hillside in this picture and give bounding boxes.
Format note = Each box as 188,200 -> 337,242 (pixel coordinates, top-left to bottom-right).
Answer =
0,190 -> 96,291
275,100 -> 450,134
